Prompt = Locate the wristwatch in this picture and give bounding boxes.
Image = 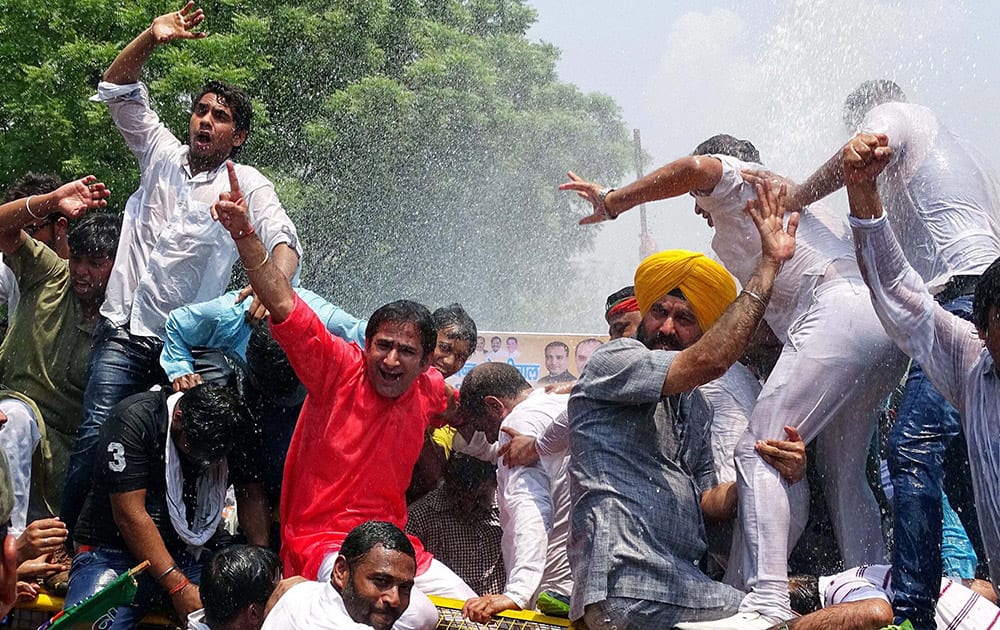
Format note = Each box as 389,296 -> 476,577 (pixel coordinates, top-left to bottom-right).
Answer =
598,187 -> 618,220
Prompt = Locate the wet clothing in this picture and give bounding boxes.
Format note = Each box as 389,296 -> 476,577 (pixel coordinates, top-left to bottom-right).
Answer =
693,156 -> 907,621
262,580 -> 381,630
854,214 -> 1000,601
860,102 -> 1000,629
0,237 -> 94,519
567,339 -> 743,626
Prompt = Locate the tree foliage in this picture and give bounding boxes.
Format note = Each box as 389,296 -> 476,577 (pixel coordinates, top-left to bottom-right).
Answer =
0,0 -> 632,330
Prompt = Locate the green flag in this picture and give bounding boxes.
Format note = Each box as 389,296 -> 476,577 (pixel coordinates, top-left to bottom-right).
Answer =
41,561 -> 149,629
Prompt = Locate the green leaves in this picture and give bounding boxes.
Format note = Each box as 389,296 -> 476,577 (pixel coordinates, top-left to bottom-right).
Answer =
0,0 -> 632,330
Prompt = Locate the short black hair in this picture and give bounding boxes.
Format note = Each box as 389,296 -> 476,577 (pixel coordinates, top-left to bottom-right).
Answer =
366,300 -> 436,358
544,341 -> 569,355
193,80 -> 253,157
340,521 -> 415,571
68,213 -> 121,259
444,453 -> 497,493
5,172 -> 66,222
693,134 -> 760,164
605,286 -> 635,314
788,574 -> 821,615
4,172 -> 63,203
178,383 -> 247,463
432,303 -> 478,350
458,362 -> 531,423
843,80 -> 907,131
974,256 -> 1000,333
202,545 -> 281,626
246,319 -> 301,400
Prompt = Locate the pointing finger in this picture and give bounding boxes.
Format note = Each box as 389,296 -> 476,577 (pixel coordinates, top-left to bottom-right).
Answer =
226,161 -> 243,202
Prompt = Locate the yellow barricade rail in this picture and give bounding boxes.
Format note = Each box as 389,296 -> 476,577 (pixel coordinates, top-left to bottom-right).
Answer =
429,596 -> 574,630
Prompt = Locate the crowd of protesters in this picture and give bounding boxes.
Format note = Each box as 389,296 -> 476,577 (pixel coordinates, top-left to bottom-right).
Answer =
2,3 -> 1000,630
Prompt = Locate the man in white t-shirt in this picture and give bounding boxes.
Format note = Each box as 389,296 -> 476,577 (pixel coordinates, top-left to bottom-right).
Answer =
263,521 -> 417,630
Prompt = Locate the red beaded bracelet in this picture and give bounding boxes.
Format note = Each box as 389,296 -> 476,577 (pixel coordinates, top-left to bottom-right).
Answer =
168,577 -> 191,596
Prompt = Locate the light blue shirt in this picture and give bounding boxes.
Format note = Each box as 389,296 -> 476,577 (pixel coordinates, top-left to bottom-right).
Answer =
160,288 -> 367,381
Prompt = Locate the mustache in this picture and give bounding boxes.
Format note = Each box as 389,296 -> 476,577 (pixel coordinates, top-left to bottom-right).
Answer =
645,332 -> 684,350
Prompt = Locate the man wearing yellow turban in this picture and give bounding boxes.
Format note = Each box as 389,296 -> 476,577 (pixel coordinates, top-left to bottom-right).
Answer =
563,136 -> 908,626
563,180 -> 800,630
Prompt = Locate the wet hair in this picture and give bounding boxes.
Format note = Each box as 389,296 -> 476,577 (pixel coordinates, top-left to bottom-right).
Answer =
340,521 -> 415,571
432,303 -> 478,350
974,256 -> 1000,333
202,545 -> 281,626
246,319 -> 300,400
178,383 -> 247,462
843,80 -> 907,131
458,362 -> 531,422
605,286 -> 635,314
192,80 -> 253,157
5,172 -> 66,222
444,453 -> 497,493
4,172 -> 63,203
544,341 -> 569,355
788,574 -> 821,615
692,134 -> 761,164
68,213 -> 121,259
366,300 -> 437,358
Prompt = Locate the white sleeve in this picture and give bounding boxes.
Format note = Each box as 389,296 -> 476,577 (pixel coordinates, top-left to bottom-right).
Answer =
95,81 -> 183,171
851,214 -> 981,414
535,410 -> 569,457
498,413 -> 555,608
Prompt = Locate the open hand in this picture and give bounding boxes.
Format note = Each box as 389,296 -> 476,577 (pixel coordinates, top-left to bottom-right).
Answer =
52,176 -> 110,219
151,1 -> 207,44
843,133 -> 892,185
746,180 -> 798,268
559,171 -> 614,225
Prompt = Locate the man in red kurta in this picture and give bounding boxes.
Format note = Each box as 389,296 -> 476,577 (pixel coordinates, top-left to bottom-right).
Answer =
211,164 -> 475,630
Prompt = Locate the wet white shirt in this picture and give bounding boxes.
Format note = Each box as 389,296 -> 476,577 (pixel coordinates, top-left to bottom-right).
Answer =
262,580 -> 373,630
95,81 -> 300,339
862,102 -> 1000,290
692,154 -> 857,343
498,389 -> 573,608
852,214 -> 1000,590
0,262 -> 17,321
698,363 -> 760,484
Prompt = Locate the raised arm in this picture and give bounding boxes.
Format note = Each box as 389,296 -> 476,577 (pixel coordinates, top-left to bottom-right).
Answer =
560,155 -> 723,224
783,132 -> 893,210
663,181 -> 798,395
103,1 -> 206,85
213,163 -> 296,322
0,177 -> 109,255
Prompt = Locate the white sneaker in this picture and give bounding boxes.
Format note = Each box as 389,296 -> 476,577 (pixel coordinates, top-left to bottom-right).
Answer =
672,611 -> 783,629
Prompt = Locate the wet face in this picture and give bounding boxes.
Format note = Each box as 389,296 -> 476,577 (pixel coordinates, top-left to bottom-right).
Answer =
636,295 -> 703,351
366,321 -> 430,398
69,252 -> 114,304
544,346 -> 568,375
334,545 -> 415,630
431,327 -> 472,379
606,311 -> 641,340
188,93 -> 247,170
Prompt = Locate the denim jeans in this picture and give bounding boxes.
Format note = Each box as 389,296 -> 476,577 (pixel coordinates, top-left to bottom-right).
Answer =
61,320 -> 166,533
65,546 -> 204,628
889,293 -> 982,629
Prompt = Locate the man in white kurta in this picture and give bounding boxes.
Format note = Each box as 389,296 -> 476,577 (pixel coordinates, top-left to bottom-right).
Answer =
845,131 -> 1000,596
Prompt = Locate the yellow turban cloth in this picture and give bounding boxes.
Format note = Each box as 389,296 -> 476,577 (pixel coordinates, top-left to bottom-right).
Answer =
634,250 -> 737,332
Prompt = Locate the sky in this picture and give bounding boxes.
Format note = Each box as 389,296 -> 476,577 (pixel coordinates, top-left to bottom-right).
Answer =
523,0 -> 1000,331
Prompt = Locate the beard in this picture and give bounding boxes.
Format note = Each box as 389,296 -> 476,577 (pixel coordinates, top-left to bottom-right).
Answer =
635,325 -> 686,351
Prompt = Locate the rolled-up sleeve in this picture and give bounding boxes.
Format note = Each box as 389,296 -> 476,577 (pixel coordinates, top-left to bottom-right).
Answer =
245,183 -> 302,261
575,339 -> 675,405
95,81 -> 181,169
